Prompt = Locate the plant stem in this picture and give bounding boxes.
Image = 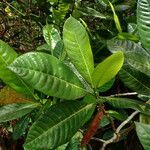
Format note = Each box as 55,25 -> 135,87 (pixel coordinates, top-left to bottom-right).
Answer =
101,110 -> 139,150
91,137 -> 106,143
110,92 -> 138,97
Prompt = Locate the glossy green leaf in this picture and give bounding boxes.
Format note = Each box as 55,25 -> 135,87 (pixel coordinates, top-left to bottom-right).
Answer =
107,38 -> 148,55
100,97 -> 150,115
119,65 -> 150,95
125,52 -> 150,77
135,122 -> 150,150
0,103 -> 39,123
117,32 -> 139,42
109,2 -> 122,33
63,16 -> 94,86
66,132 -> 87,150
43,25 -> 64,58
92,51 -> 124,88
36,43 -> 50,52
24,101 -> 95,149
0,40 -> 17,67
98,78 -> 115,92
107,110 -> 127,121
0,40 -> 34,96
137,0 -> 150,53
8,52 -> 87,100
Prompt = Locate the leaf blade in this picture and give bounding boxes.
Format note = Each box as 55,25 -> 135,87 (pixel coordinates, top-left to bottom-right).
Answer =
135,122 -> 150,150
92,51 -> 124,88
24,101 -> 95,149
0,103 -> 39,123
8,52 -> 87,100
63,16 -> 94,86
137,0 -> 150,53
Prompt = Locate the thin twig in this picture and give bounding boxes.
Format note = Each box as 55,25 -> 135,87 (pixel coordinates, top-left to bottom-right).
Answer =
101,110 -> 139,150
91,137 -> 106,143
110,92 -> 138,97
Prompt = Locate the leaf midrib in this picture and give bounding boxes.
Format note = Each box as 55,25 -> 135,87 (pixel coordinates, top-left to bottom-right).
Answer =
121,68 -> 150,91
10,66 -> 87,92
0,103 -> 37,122
65,28 -> 93,86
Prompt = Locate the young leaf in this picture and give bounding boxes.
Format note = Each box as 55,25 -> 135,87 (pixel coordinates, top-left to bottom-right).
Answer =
92,51 -> 124,88
43,24 -> 64,58
0,103 -> 39,123
0,40 -> 17,67
8,52 -> 87,100
137,0 -> 150,53
109,2 -> 122,33
135,122 -> 150,150
63,16 -> 94,86
24,101 -> 95,149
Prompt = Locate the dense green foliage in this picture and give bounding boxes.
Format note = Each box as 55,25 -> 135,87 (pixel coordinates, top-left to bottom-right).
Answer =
0,0 -> 150,150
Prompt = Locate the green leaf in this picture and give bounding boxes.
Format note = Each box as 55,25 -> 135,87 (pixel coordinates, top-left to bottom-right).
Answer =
99,116 -> 110,128
92,51 -> 124,88
98,78 -> 115,92
138,94 -> 150,101
65,132 -> 87,150
36,43 -> 50,52
43,25 -> 64,58
0,40 -> 17,67
109,2 -> 122,33
107,110 -> 127,121
0,40 -> 34,96
137,0 -> 150,53
117,32 -> 139,42
107,38 -> 148,55
78,7 -> 107,19
119,65 -> 150,95
24,101 -> 95,149
0,103 -> 39,123
135,122 -> 150,150
63,16 -> 94,86
8,52 -> 87,100
99,97 -> 150,115
125,52 -> 150,77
